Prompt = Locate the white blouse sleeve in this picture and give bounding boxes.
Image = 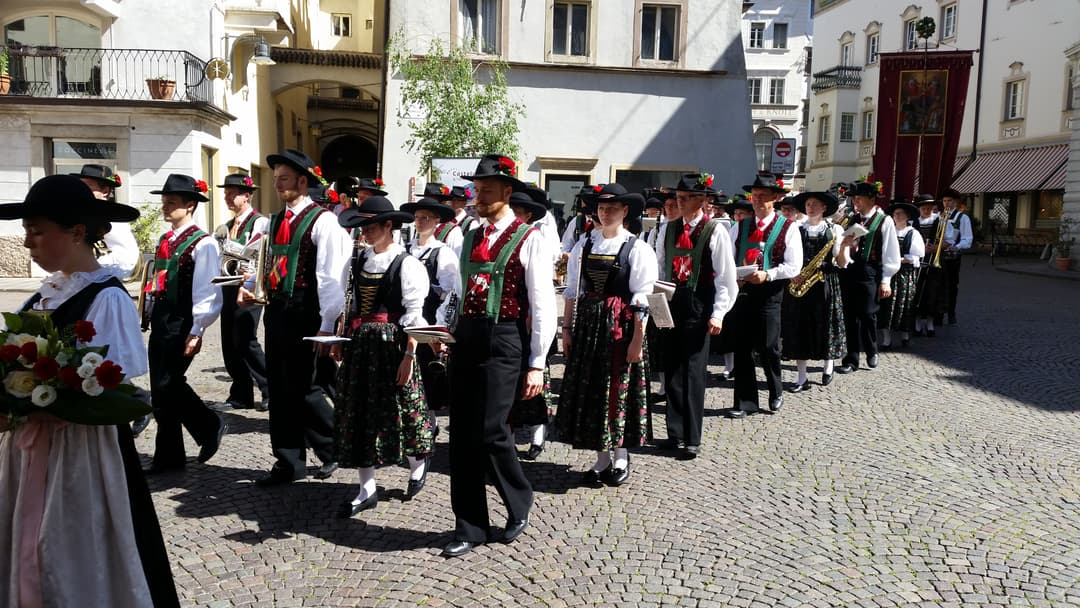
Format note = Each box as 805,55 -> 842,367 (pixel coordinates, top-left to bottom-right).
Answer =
628,237 -> 659,308
444,226 -> 465,258
311,211 -> 353,332
399,256 -> 431,328
84,287 -> 149,379
562,236 -> 586,302
190,237 -> 223,337
831,224 -> 851,269
907,230 -> 926,266
435,245 -> 460,298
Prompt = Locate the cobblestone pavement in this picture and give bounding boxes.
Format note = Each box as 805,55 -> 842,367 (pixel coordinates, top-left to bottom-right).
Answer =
6,259 -> 1080,607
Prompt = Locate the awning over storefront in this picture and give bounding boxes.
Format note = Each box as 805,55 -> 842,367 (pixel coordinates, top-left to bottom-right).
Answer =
950,143 -> 1069,194
1039,161 -> 1067,190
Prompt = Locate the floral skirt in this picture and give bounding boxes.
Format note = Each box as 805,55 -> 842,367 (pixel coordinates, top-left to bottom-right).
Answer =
556,295 -> 650,452
782,270 -> 847,361
508,366 -> 552,428
879,264 -> 919,332
333,322 -> 433,468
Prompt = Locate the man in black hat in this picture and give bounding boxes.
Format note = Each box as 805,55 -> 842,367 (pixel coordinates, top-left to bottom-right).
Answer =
239,149 -> 353,486
143,174 -> 226,474
913,194 -> 946,336
726,172 -> 803,418
446,184 -> 479,233
560,185 -> 599,254
437,153 -> 557,557
836,181 -> 901,374
652,173 -> 738,458
70,164 -> 140,277
938,187 -> 972,325
215,174 -> 270,412
416,182 -> 465,255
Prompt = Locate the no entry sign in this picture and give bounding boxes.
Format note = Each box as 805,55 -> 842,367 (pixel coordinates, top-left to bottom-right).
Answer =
770,138 -> 796,175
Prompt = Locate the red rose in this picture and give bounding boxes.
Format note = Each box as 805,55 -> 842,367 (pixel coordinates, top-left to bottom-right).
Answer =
20,341 -> 37,362
33,356 -> 59,381
374,178 -> 384,187
59,367 -> 82,390
313,166 -> 323,177
441,185 -> 450,195
328,189 -> 340,203
593,185 -> 603,193
113,174 -> 122,186
74,320 -> 96,343
0,345 -> 20,363
497,157 -> 516,177
195,180 -> 209,193
94,360 -> 125,390
777,178 -> 784,188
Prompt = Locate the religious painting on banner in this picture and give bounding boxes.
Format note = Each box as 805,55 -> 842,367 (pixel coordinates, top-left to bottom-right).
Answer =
897,70 -> 947,136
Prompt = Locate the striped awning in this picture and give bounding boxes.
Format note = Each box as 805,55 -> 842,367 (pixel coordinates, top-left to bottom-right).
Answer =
1039,160 -> 1067,190
950,143 -> 1069,194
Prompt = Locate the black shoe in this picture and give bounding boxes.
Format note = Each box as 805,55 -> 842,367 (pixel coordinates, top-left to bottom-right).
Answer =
867,355 -> 879,369
647,392 -> 667,404
131,414 -> 151,438
502,518 -> 529,543
725,408 -> 758,419
948,315 -> 957,326
607,461 -> 630,486
143,461 -> 184,475
255,468 -> 302,487
879,343 -> 892,352
787,381 -> 812,394
901,338 -> 910,348
255,397 -> 269,412
677,445 -> 699,460
821,373 -> 834,386
653,437 -> 680,450
522,443 -> 544,461
406,459 -> 430,498
313,461 -> 339,480
927,329 -> 937,338
337,493 -> 378,518
441,540 -> 479,557
913,328 -> 925,337
714,371 -> 729,382
228,399 -> 253,410
768,396 -> 784,414
836,363 -> 858,374
197,416 -> 227,464
583,464 -> 612,486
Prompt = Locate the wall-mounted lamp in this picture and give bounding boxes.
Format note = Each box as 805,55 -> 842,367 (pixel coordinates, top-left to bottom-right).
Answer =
251,39 -> 276,66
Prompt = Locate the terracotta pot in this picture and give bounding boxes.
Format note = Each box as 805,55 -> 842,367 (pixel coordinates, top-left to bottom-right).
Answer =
0,75 -> 10,95
1055,257 -> 1073,271
146,79 -> 176,100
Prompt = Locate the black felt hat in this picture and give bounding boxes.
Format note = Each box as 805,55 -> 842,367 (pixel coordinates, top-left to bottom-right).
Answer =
355,177 -> 387,196
0,174 -> 139,222
266,148 -> 324,185
450,185 -> 474,200
461,154 -> 526,192
645,196 -> 664,210
218,173 -> 258,191
400,197 -> 455,222
886,201 -> 919,220
339,196 -> 413,229
308,185 -> 339,205
524,184 -> 553,210
508,191 -> 547,222
849,181 -> 882,198
150,173 -> 210,203
940,187 -> 963,200
418,182 -> 453,201
676,173 -> 717,195
725,194 -> 754,216
69,164 -> 122,189
914,193 -> 937,207
742,171 -> 784,193
792,191 -> 840,217
336,176 -> 361,196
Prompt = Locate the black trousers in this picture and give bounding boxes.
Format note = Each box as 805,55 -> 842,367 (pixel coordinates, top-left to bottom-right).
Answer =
416,343 -> 449,411
220,285 -> 268,406
661,290 -> 711,448
448,318 -> 534,543
733,282 -> 785,411
148,314 -> 219,466
264,299 -> 337,477
840,265 -> 881,365
942,255 -> 962,318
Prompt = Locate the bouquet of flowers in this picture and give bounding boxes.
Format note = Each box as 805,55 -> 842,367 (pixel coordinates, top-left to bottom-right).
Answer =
0,312 -> 151,428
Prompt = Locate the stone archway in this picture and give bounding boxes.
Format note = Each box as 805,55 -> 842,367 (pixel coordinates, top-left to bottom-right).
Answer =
320,135 -> 377,183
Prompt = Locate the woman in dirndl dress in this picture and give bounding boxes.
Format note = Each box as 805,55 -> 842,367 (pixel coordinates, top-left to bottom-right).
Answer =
878,201 -> 925,349
781,191 -> 850,392
913,195 -> 947,337
557,189 -> 657,487
333,196 -> 434,518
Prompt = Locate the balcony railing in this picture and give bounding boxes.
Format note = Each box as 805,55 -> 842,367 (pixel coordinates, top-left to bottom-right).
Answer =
811,65 -> 862,92
1,46 -> 212,103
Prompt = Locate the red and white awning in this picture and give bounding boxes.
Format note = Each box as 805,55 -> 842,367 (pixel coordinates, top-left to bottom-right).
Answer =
950,143 -> 1068,194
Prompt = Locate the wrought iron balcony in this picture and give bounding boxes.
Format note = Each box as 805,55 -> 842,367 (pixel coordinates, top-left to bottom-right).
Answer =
1,45 -> 213,103
811,65 -> 862,92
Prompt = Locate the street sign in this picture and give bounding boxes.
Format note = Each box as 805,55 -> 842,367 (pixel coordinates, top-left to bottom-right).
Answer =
770,138 -> 796,175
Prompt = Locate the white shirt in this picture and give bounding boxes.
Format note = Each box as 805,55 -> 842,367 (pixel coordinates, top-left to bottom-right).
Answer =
897,226 -> 926,268
533,213 -> 563,264
943,208 -> 973,251
857,207 -> 902,286
561,216 -> 592,253
438,223 -> 465,257
165,219 -> 223,337
802,221 -> 850,269
654,210 -> 739,321
408,237 -> 460,299
439,212 -> 557,369
28,267 -> 149,379
726,210 -> 804,282
564,227 -> 658,308
99,222 -> 140,279
358,243 -> 430,328
224,207 -> 270,247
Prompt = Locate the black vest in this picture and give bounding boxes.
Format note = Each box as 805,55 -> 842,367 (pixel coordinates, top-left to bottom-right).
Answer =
353,250 -> 406,319
22,278 -> 126,342
579,235 -> 635,301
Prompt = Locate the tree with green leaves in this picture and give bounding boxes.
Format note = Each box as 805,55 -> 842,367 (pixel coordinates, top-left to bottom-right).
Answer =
388,34 -> 525,175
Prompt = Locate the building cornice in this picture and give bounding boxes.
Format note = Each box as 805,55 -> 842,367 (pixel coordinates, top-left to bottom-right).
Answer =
271,48 -> 382,70
485,59 -> 728,78
0,98 -> 235,125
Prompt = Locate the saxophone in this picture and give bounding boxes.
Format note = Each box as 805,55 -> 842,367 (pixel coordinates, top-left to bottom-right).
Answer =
788,234 -> 836,298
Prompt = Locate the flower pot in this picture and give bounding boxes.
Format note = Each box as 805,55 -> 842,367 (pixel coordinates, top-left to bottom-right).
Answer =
146,79 -> 175,100
1055,257 -> 1073,271
0,75 -> 10,95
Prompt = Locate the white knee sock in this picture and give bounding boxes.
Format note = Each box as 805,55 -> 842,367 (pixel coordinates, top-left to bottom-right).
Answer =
915,318 -> 926,332
353,467 -> 376,503
796,360 -> 808,385
881,329 -> 892,346
592,451 -> 611,472
613,448 -> 629,470
531,424 -> 546,446
926,319 -> 935,331
724,352 -> 735,373
406,455 -> 427,481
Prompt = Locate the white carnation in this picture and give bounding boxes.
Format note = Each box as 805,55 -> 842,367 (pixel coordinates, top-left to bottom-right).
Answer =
81,352 -> 105,368
5,333 -> 36,348
31,384 -> 57,407
55,351 -> 71,366
81,377 -> 104,397
77,363 -> 97,379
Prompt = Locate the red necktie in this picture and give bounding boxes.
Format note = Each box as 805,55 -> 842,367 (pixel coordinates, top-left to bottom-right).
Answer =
275,210 -> 294,245
472,225 -> 496,263
676,222 -> 693,249
156,230 -> 174,260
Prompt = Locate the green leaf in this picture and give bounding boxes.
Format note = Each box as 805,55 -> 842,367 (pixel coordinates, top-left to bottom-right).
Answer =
3,313 -> 21,333
46,389 -> 152,425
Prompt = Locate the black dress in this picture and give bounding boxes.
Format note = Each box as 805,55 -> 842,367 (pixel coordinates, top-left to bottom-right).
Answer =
781,222 -> 847,361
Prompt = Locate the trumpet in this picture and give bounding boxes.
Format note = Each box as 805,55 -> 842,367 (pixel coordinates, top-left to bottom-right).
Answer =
929,213 -> 948,269
135,257 -> 155,332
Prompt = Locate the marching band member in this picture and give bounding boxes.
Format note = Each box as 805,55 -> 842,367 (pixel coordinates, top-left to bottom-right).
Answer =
836,181 -> 902,374
241,149 -> 351,487
727,172 -> 802,417
438,154 -> 556,558
642,194 -> 665,247
939,188 -> 973,325
645,187 -> 677,402
781,191 -> 849,392
714,197 -> 754,382
143,174 -> 225,474
447,184 -> 479,233
70,164 -> 140,278
333,197 -> 434,516
216,173 -> 270,412
558,187 -> 656,486
560,185 -> 598,253
416,182 -> 465,255
653,175 -> 738,458
913,195 -> 946,336
878,201 -> 924,349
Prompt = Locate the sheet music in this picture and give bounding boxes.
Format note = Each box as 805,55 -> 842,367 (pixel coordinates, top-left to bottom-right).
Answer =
646,293 -> 675,329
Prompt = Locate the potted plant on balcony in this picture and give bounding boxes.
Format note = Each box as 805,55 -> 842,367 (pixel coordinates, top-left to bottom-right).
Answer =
145,75 -> 175,100
0,47 -> 11,95
1055,216 -> 1076,271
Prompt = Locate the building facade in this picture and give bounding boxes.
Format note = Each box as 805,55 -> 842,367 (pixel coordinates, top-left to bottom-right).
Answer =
381,0 -> 756,211
807,0 -> 1076,242
742,0 -> 813,190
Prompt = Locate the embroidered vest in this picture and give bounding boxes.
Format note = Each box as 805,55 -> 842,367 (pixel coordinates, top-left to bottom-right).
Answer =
580,236 -> 635,300
899,229 -> 914,257
352,250 -> 406,319
228,211 -> 264,244
434,222 -> 456,243
266,204 -> 324,298
153,224 -> 206,306
459,219 -> 533,321
457,215 -> 478,233
735,215 -> 790,271
664,218 -> 719,291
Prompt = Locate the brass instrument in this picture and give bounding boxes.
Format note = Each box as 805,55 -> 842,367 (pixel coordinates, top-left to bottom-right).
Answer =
337,248 -> 357,338
929,213 -> 949,268
212,236 -> 269,305
788,234 -> 836,298
134,257 -> 155,332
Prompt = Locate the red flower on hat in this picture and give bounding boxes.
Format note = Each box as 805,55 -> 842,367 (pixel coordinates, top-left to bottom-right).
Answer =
374,178 -> 384,187
699,173 -> 714,188
441,185 -> 450,196
313,166 -> 323,178
497,156 -> 516,177
776,178 -> 784,189
242,176 -> 254,187
593,184 -> 603,193
328,189 -> 340,203
195,180 -> 209,193
464,186 -> 474,199
112,174 -> 122,187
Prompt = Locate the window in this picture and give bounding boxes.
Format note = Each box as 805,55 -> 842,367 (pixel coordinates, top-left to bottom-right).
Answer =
773,23 -> 788,49
840,113 -> 856,141
941,4 -> 957,40
1067,65 -> 1078,111
769,78 -> 785,104
754,129 -> 776,171
819,115 -> 830,145
459,0 -> 499,54
840,43 -> 853,66
904,19 -> 918,50
201,146 -> 217,228
749,22 -> 765,49
862,111 -> 875,140
866,33 -> 879,64
3,14 -> 102,95
332,13 -> 352,37
613,169 -> 687,195
1005,80 -> 1025,120
747,78 -> 762,104
552,2 -> 589,57
640,5 -> 679,62
51,140 -> 116,177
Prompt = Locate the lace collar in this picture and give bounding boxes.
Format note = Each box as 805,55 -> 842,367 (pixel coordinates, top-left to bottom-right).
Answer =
34,266 -> 126,310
